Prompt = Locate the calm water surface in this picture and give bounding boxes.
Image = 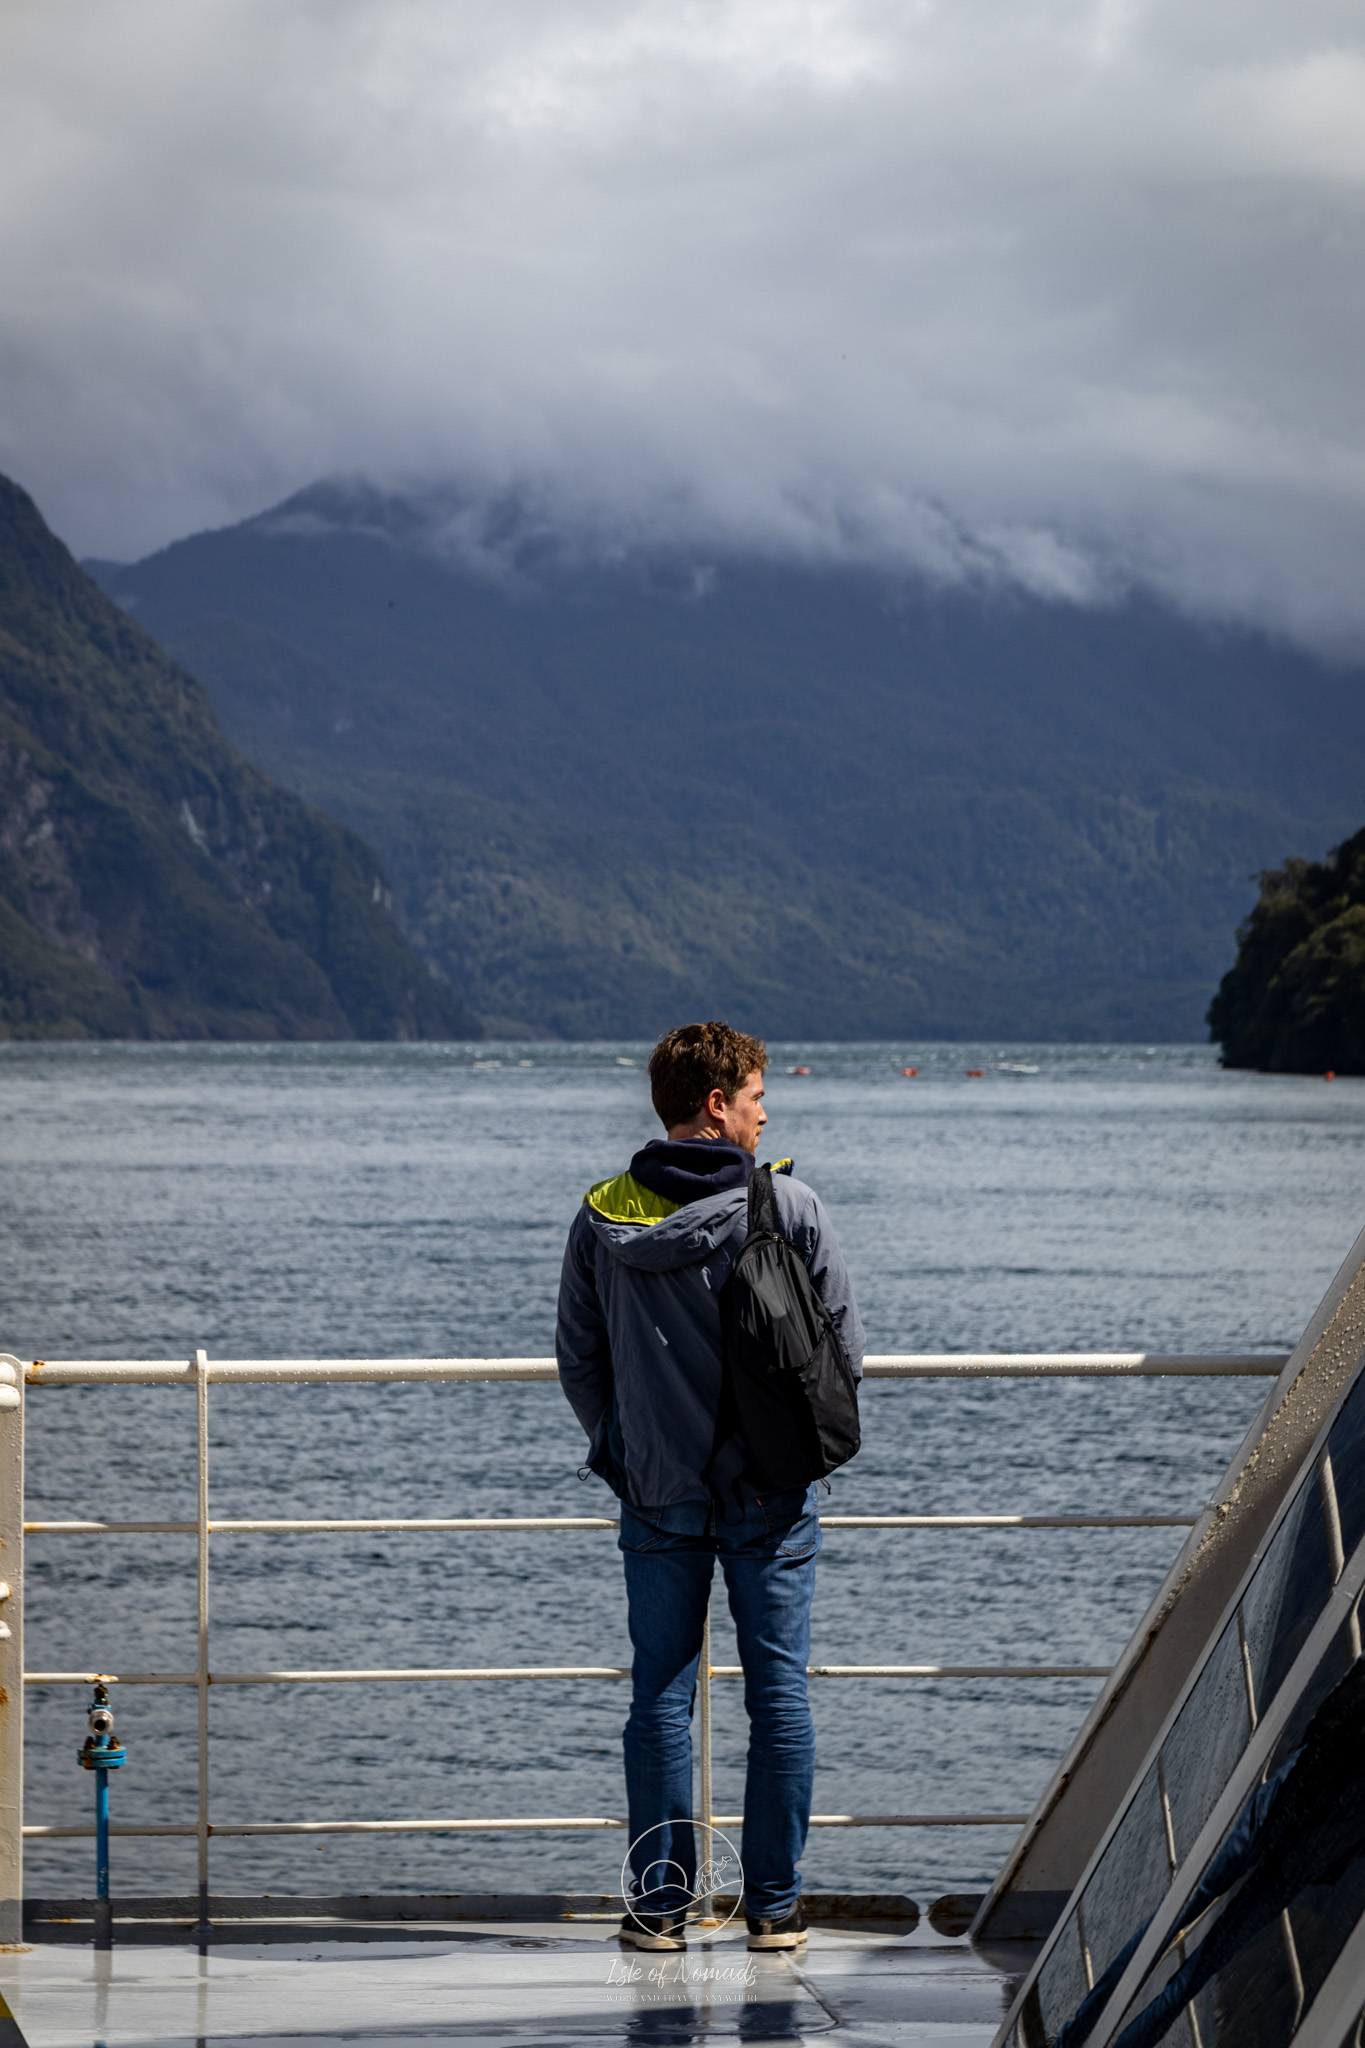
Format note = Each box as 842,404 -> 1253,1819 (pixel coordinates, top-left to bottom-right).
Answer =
2,1039 -> 1362,1906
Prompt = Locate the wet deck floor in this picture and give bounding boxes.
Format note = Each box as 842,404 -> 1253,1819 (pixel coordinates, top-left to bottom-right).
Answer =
0,1921 -> 1033,2046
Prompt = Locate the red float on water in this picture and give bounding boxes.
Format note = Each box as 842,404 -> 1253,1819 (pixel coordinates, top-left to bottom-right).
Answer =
1326,1071 -> 1337,1081
901,1067 -> 919,1077
966,1068 -> 986,1078
790,1065 -> 811,1076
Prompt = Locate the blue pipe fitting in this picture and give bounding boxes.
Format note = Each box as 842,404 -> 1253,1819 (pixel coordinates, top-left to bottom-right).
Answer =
77,1684 -> 126,1949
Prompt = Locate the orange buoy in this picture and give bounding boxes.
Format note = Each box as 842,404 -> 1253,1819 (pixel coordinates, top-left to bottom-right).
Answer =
966,1068 -> 986,1078
901,1067 -> 919,1077
1326,1070 -> 1337,1081
790,1065 -> 811,1076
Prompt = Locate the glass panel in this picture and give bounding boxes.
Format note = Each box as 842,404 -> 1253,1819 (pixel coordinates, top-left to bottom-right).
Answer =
1109,1627 -> 1365,2048
1289,1854 -> 1365,2019
1263,1608 -> 1362,1781
1107,1902 -> 1298,2048
1163,1619 -> 1252,1867
1101,1940 -> 1198,2048
1241,1476 -> 1332,1716
1033,1911 -> 1091,2046
1082,1765 -> 1174,1985
1185,1910 -> 1304,2048
1330,1367 -> 1365,1563
1044,1541 -> 1334,2044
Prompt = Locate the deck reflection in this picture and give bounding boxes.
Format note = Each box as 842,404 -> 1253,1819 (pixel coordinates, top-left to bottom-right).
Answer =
0,1920 -> 1037,2045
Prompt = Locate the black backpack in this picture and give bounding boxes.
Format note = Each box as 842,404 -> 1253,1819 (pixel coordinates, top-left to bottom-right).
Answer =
707,1164 -> 861,1502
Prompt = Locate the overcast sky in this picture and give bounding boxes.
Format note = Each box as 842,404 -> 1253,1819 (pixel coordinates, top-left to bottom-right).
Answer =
3,0 -> 1364,650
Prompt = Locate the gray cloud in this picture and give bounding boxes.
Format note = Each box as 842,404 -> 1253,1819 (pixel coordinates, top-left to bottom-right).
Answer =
3,0 -> 1364,647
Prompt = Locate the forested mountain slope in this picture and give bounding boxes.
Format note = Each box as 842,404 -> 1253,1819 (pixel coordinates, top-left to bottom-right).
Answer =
88,479 -> 1365,1039
0,474 -> 477,1039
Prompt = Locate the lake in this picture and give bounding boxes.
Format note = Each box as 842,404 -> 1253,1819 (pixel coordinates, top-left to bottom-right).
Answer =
2,1039 -> 1362,1908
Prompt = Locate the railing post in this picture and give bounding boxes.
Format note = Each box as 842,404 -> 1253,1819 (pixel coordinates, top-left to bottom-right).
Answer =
697,1602 -> 713,1919
0,1357 -> 24,1945
194,1349 -> 210,1944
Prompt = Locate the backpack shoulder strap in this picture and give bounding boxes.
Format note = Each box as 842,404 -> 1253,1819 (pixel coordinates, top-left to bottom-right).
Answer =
747,1161 -> 780,1237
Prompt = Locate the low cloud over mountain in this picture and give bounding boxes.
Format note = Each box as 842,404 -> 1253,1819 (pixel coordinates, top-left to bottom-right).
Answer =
3,2 -> 1365,653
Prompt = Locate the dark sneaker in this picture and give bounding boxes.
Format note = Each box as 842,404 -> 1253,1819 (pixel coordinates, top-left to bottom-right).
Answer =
745,1902 -> 808,1951
620,1908 -> 688,1951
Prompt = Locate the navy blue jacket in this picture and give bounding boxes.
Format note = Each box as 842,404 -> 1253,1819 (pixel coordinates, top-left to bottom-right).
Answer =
556,1142 -> 865,1508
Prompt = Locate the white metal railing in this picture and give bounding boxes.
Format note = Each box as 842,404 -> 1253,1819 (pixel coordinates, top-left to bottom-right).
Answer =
24,1354 -> 1281,1383
1,1349 -> 1286,1922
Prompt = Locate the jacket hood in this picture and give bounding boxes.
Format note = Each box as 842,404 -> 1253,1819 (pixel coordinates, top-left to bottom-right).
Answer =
584,1185 -> 749,1271
629,1138 -> 754,1207
580,1149 -> 796,1273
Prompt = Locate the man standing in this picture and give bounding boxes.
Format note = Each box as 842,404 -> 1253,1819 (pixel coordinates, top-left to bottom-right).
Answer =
556,1021 -> 864,1954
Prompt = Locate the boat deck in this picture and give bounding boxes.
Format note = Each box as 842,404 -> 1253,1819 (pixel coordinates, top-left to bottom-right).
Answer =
0,1919 -> 1036,2046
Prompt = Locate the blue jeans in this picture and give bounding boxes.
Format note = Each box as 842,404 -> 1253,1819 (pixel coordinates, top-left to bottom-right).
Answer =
618,1486 -> 820,1921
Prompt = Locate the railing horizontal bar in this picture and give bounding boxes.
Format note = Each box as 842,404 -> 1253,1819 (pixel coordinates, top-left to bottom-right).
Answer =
26,1673 -> 201,1686
22,1513 -> 1196,1535
864,1355 -> 1284,1378
23,1360 -> 562,1385
821,1515 -> 1197,1529
20,1353 -> 1288,1386
798,1665 -> 1110,1679
24,1813 -> 1029,1838
804,1814 -> 1030,1827
24,1518 -> 622,1535
25,1663 -> 1110,1685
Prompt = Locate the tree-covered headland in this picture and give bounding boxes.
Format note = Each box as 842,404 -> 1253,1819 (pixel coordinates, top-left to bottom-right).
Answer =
1210,831 -> 1365,1073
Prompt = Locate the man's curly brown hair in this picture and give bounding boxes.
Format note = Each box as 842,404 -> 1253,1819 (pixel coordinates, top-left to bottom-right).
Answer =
648,1020 -> 769,1130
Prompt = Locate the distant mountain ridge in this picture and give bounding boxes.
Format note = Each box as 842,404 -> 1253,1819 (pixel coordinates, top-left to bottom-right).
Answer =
86,476 -> 1365,1040
0,473 -> 478,1040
